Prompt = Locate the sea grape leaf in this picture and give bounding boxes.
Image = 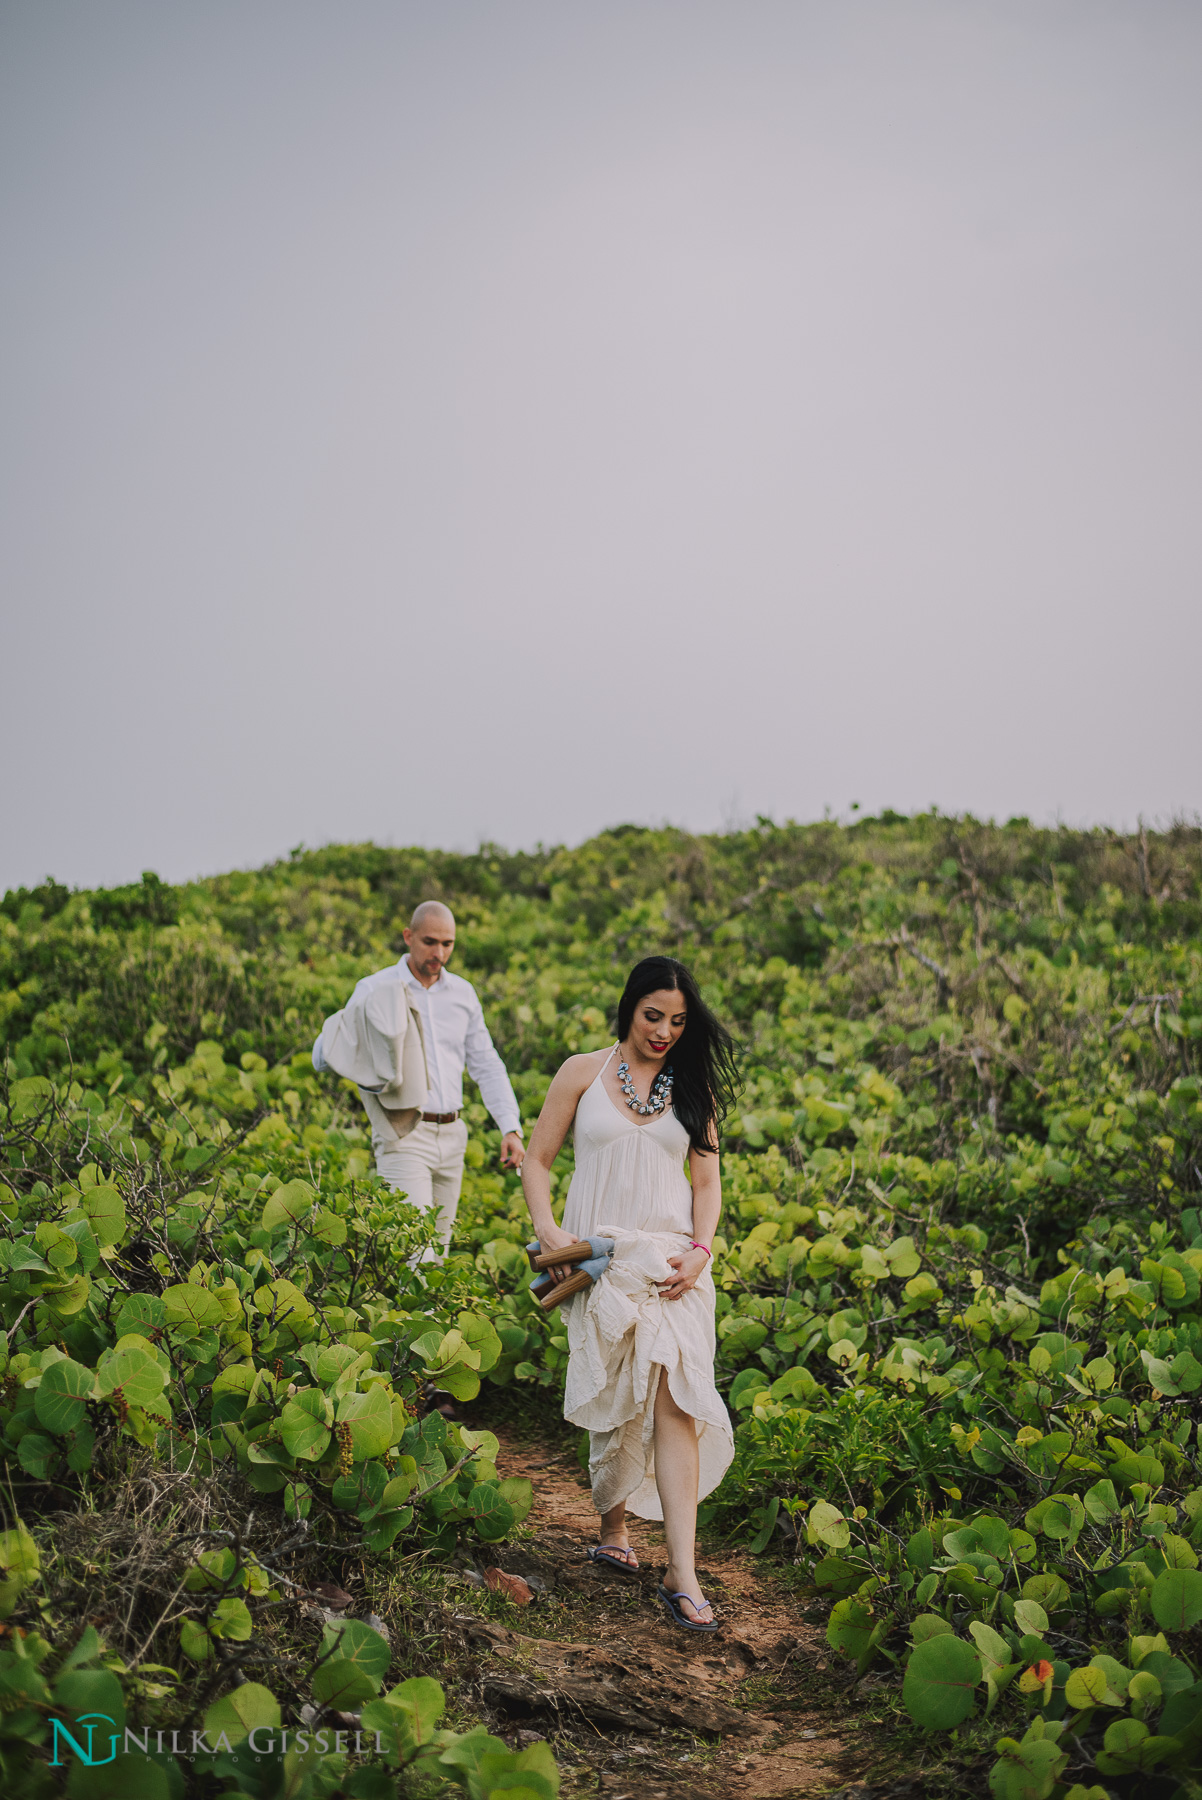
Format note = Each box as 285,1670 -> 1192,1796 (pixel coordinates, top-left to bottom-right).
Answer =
115,1294 -> 165,1337
203,1682 -> 280,1747
261,1179 -> 315,1231
1087,1655 -> 1131,1703
987,1732 -> 1065,1800
17,1433 -> 57,1479
1083,1478 -> 1119,1523
827,1598 -> 874,1661
1150,1566 -> 1202,1632
968,1621 -> 1012,1681
1064,1665 -> 1109,1709
78,1185 -> 126,1248
458,1311 -> 503,1373
1012,1600 -> 1048,1637
905,1527 -> 934,1572
336,1386 -> 393,1461
902,1633 -> 981,1729
808,1501 -> 850,1549
496,1476 -> 534,1525
432,1360 -> 481,1401
466,1484 -> 517,1542
459,1428 -> 501,1465
210,1597 -> 252,1641
885,1237 -> 921,1278
1138,1650 -> 1195,1696
1093,1715 -> 1176,1775
363,1674 -> 444,1760
33,1358 -> 95,1436
96,1347 -> 166,1407
279,1390 -> 333,1461
312,1207 -> 347,1246
55,1665 -> 126,1732
43,1272 -> 90,1315
162,1284 -> 223,1328
320,1618 -> 390,1686
910,1614 -> 954,1644
179,1618 -> 214,1663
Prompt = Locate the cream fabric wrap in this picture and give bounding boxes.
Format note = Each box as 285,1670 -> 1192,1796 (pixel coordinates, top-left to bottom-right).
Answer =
563,1225 -> 734,1519
315,964 -> 430,1139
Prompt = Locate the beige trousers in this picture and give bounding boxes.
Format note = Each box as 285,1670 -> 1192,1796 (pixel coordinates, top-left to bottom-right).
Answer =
374,1117 -> 469,1256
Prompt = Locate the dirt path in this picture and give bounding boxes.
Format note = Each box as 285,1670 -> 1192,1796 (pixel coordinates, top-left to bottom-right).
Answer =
440,1427 -> 868,1798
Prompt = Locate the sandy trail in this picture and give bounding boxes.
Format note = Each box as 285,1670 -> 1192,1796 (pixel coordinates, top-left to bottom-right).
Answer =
440,1427 -> 866,1798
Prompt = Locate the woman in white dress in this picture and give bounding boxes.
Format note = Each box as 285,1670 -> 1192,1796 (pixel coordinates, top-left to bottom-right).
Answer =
520,957 -> 738,1631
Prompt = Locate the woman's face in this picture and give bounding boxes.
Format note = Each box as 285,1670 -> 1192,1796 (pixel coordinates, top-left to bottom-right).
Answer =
629,988 -> 687,1062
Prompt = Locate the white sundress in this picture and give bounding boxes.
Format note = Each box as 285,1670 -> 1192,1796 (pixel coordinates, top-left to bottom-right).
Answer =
559,1047 -> 734,1519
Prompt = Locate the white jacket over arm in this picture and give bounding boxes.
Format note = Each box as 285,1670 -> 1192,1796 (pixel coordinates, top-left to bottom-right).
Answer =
312,965 -> 429,1137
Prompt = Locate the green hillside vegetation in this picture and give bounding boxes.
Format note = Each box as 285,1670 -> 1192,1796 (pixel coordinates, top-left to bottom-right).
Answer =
2,813 -> 1201,1798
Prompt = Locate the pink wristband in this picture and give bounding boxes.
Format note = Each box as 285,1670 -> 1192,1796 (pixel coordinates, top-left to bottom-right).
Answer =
690,1240 -> 712,1259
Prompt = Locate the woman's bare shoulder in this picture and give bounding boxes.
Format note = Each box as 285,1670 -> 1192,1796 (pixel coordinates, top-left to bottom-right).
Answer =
556,1047 -> 611,1086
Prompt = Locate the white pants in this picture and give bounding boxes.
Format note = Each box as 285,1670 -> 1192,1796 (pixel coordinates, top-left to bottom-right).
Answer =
374,1118 -> 469,1255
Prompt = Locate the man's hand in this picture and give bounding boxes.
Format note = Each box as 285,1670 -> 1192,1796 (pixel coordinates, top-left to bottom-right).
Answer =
500,1131 -> 525,1170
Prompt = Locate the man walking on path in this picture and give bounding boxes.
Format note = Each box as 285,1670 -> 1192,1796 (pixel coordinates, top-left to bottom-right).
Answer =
313,901 -> 524,1254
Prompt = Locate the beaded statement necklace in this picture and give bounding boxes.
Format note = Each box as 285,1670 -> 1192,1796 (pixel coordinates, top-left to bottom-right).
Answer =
616,1052 -> 673,1116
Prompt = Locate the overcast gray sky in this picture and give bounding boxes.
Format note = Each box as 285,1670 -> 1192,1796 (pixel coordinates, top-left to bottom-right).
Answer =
3,1 -> 1199,892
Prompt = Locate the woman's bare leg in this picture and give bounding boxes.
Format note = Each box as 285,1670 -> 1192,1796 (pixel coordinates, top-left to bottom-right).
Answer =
597,1499 -> 638,1567
653,1372 -> 713,1622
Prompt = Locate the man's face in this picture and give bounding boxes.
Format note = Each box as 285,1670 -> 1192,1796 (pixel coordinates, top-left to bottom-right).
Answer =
403,916 -> 456,981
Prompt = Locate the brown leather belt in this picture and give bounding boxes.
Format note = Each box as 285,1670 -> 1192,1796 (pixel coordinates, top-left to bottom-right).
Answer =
420,1110 -> 460,1124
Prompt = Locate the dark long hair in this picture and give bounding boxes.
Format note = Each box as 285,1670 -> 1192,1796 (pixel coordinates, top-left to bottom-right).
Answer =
615,957 -> 738,1154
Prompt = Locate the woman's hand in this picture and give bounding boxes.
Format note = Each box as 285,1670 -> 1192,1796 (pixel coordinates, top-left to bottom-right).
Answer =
535,1221 -> 580,1285
658,1246 -> 710,1302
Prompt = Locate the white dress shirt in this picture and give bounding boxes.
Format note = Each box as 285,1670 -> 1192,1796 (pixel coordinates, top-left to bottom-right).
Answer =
398,956 -> 521,1135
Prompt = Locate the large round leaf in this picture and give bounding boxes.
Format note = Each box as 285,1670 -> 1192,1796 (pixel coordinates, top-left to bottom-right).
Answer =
203,1682 -> 280,1747
457,1311 -> 503,1374
363,1675 -> 444,1758
336,1386 -> 393,1460
253,1277 -> 313,1327
261,1180 -> 315,1232
466,1483 -> 517,1542
808,1501 -> 850,1549
432,1361 -> 480,1402
210,1597 -> 252,1641
322,1618 -> 390,1685
96,1347 -> 165,1407
827,1597 -> 875,1661
311,1657 -> 378,1709
78,1185 -> 127,1248
162,1284 -> 223,1328
313,1207 -> 347,1246
43,1273 -> 91,1316
1151,1566 -> 1202,1633
279,1390 -> 333,1461
902,1634 -> 981,1729
496,1477 -> 534,1524
115,1294 -> 165,1337
34,1358 -> 96,1436
17,1432 -> 58,1479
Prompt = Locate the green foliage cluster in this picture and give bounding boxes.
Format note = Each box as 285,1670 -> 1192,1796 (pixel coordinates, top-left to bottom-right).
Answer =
4,810 -> 1202,1796
0,1048 -> 544,1796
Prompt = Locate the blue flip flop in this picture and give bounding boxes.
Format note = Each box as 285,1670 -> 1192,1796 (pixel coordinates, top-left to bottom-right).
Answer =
586,1543 -> 641,1579
657,1581 -> 718,1632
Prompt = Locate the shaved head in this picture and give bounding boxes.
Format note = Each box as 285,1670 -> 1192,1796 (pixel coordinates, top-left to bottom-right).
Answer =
404,901 -> 456,986
410,900 -> 455,931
